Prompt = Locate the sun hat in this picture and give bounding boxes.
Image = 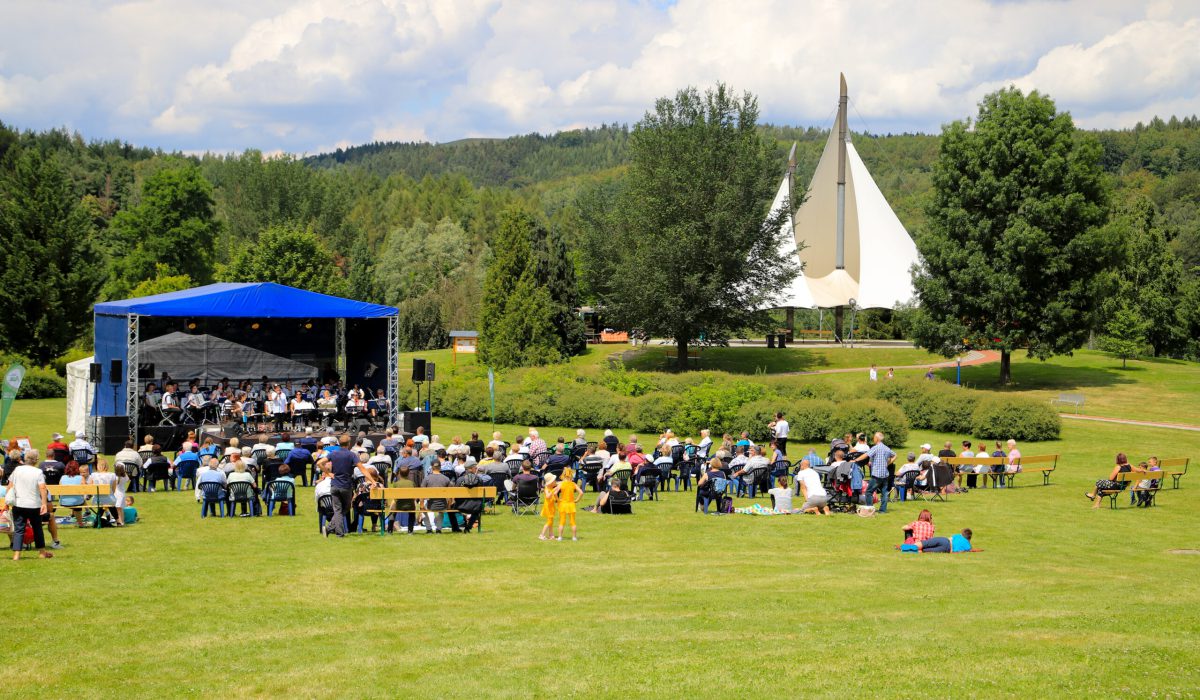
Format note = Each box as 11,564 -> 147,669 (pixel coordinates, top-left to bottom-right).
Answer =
75,431 -> 86,439
544,473 -> 557,484
52,432 -> 64,440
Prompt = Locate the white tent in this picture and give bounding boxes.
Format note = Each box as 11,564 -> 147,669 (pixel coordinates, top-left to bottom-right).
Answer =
66,356 -> 94,435
770,74 -> 920,310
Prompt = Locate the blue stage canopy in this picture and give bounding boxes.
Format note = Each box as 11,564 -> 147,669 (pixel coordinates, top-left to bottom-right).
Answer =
91,283 -> 400,439
93,282 -> 397,319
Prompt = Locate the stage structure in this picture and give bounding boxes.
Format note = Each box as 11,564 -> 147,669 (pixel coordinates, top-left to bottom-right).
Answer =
766,73 -> 920,340
91,283 -> 399,448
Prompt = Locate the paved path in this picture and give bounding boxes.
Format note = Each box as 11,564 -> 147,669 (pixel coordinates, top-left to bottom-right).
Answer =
1059,414 -> 1200,432
780,349 -> 1001,376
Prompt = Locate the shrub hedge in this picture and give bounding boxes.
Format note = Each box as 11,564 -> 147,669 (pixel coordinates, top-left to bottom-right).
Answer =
971,397 -> 1061,441
420,357 -> 1057,444
828,399 -> 910,446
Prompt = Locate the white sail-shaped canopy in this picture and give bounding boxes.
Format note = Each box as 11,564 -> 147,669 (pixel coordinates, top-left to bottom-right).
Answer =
772,114 -> 920,309
766,176 -> 815,308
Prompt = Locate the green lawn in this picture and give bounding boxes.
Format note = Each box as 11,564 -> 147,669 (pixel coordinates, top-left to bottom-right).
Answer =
624,345 -> 944,374
945,350 -> 1200,425
5,397 -> 1200,697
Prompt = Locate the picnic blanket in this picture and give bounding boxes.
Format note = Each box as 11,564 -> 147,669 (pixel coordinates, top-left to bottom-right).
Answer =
732,503 -> 799,516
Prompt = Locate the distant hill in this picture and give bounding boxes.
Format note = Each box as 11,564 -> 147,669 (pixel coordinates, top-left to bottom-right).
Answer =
305,124 -> 632,188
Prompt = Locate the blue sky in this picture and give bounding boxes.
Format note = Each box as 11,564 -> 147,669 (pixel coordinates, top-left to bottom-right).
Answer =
1,0 -> 1197,154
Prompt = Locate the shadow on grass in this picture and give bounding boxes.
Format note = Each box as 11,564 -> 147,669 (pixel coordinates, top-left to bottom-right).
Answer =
951,360 -> 1140,392
624,347 -> 832,374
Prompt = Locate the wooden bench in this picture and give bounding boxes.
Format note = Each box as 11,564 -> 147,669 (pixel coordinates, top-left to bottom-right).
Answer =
1098,471 -> 1162,509
664,349 -> 702,363
1050,393 -> 1085,410
941,456 -> 1009,487
797,329 -> 833,340
369,486 -> 497,534
1158,458 -> 1189,489
1010,454 -> 1059,486
47,483 -> 115,529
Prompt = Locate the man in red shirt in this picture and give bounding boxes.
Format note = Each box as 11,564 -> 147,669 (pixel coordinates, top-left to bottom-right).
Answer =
46,433 -> 69,463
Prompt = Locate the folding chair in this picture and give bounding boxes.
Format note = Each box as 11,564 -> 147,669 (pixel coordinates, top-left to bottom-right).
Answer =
510,479 -> 540,515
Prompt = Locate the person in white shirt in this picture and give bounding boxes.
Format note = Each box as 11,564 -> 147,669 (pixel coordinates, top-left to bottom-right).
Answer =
697,429 -> 713,458
731,445 -> 769,494
68,431 -> 96,463
410,426 -> 429,450
313,459 -> 333,502
160,382 -> 182,422
9,451 -> 54,559
794,459 -> 831,515
868,364 -> 878,381
767,476 -> 794,513
252,434 -> 275,459
771,412 -> 790,456
915,444 -> 936,468
88,458 -> 121,524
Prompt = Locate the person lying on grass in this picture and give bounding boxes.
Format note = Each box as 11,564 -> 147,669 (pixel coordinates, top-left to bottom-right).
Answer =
915,528 -> 972,553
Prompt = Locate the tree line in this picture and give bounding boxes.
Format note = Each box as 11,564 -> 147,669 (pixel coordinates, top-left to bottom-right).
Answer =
2,96 -> 1200,377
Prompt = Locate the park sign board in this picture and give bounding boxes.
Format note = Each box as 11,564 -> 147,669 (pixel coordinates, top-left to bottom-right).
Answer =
0,363 -> 25,435
450,330 -> 479,365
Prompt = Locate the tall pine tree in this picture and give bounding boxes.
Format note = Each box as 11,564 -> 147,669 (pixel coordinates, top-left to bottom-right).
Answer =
0,148 -> 105,364
479,205 -> 582,368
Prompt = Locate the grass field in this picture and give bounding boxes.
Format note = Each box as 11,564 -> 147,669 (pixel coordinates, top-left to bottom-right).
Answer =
5,388 -> 1200,697
5,347 -> 1200,697
945,350 -> 1200,425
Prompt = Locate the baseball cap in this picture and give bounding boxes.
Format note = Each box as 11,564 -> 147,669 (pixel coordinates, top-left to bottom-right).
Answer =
75,431 -> 86,439
920,443 -> 932,450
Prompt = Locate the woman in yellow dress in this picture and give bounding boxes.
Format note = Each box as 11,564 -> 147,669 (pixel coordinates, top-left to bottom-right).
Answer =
538,473 -> 558,540
556,467 -> 582,541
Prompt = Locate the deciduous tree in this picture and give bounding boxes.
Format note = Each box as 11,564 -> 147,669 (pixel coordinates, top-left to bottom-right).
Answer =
911,88 -> 1114,384
580,84 -> 797,369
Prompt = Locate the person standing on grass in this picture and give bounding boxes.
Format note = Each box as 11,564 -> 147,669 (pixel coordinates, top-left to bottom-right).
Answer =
538,473 -> 559,540
863,432 -> 895,513
555,467 -> 582,541
10,451 -> 54,560
771,412 -> 789,456
328,434 -> 372,537
869,364 -> 878,381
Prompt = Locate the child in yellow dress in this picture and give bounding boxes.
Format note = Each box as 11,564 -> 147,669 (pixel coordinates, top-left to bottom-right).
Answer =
556,467 -> 582,541
538,473 -> 558,540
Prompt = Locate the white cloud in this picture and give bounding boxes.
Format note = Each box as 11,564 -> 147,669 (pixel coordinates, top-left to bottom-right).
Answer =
0,1 -> 1198,152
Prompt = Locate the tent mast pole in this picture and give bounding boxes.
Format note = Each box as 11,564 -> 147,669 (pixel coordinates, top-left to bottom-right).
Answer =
834,73 -> 848,342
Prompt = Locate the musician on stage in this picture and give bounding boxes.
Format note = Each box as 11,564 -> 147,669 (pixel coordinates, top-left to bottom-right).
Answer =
268,384 -> 289,432
160,382 -> 183,424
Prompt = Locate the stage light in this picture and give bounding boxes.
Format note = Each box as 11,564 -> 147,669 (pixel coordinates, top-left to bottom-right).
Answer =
304,322 -> 312,330
251,322 -> 260,330
187,322 -> 197,330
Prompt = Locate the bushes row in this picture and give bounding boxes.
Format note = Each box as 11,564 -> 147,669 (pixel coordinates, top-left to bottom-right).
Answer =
971,397 -> 1061,441
0,353 -> 68,399
875,378 -> 1059,441
419,359 -> 1056,443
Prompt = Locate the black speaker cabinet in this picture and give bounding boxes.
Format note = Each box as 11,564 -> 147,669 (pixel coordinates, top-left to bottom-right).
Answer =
138,362 -> 155,379
401,410 -> 431,437
425,362 -> 436,383
411,358 -> 426,382
89,363 -> 102,383
97,416 -> 130,454
109,359 -> 122,383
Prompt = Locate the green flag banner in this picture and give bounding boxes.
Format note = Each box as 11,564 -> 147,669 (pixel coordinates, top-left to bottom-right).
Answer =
0,363 -> 25,435
488,367 -> 495,431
